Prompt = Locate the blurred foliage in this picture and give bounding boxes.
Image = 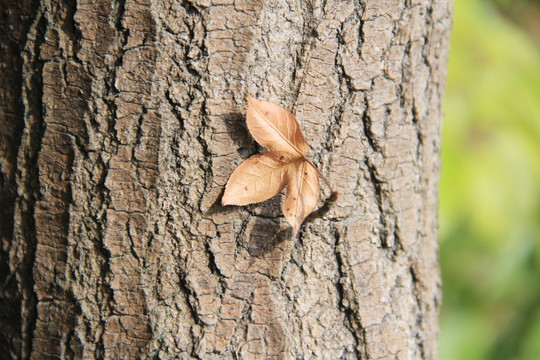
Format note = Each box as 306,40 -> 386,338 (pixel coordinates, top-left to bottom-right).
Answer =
492,0 -> 540,43
439,0 -> 540,359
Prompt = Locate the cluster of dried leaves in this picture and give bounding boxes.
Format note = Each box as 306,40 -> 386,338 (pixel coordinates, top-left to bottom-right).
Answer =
223,95 -> 336,234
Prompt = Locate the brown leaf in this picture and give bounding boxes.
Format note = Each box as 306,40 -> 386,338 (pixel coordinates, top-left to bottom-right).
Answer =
222,152 -> 290,206
246,95 -> 307,159
283,160 -> 320,234
223,95 -> 334,235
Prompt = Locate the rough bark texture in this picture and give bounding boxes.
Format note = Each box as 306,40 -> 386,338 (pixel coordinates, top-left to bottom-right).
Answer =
0,0 -> 451,359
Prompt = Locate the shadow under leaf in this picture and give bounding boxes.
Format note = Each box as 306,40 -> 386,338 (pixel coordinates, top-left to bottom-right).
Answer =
247,217 -> 291,257
221,112 -> 254,150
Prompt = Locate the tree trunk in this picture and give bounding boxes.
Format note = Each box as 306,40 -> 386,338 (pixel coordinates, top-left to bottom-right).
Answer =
0,0 -> 452,359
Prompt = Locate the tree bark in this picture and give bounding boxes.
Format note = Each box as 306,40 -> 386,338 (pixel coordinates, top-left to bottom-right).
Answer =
0,0 -> 452,359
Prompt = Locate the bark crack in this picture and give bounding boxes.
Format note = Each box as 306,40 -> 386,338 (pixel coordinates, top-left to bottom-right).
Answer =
18,7 -> 48,359
333,228 -> 367,359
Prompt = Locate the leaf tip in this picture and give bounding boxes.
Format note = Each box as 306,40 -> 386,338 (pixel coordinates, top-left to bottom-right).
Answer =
221,191 -> 237,206
246,94 -> 256,103
221,186 -> 233,206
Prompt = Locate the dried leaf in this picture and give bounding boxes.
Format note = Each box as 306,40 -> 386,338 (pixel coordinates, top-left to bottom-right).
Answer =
223,95 -> 335,234
246,95 -> 307,159
222,152 -> 290,206
283,160 -> 320,234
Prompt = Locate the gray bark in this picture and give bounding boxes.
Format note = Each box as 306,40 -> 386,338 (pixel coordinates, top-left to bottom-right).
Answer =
0,0 -> 452,359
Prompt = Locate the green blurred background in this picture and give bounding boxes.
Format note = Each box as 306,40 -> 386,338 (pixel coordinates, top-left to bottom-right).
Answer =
439,0 -> 540,359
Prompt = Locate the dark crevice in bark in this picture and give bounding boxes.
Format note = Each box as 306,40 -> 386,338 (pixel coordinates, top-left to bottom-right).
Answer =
328,35 -> 349,154
133,105 -> 149,162
102,0 -> 128,136
356,0 -> 367,59
364,155 -> 387,240
62,292 -> 83,360
361,105 -> 381,153
335,19 -> 353,92
19,7 -> 48,359
415,126 -> 424,164
233,214 -> 250,256
400,34 -> 416,116
181,0 -> 202,16
333,229 -> 366,359
92,3 -> 130,357
90,139 -> 112,358
112,0 -> 127,35
0,0 -> 40,357
165,89 -> 186,131
196,110 -> 212,212
409,265 -> 427,359
193,106 -> 213,212
64,329 -> 76,359
203,238 -> 227,295
362,101 -> 404,257
63,0 -> 82,57
176,269 -> 202,357
290,0 -> 317,102
91,223 -> 112,360
391,220 -> 404,255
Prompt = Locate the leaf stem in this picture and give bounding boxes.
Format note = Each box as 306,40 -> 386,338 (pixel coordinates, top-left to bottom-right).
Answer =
304,158 -> 336,195
305,190 -> 339,223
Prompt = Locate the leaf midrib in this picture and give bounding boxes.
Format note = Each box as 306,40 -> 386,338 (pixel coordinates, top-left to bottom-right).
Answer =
252,104 -> 305,158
